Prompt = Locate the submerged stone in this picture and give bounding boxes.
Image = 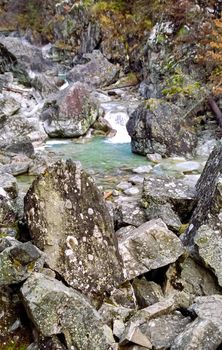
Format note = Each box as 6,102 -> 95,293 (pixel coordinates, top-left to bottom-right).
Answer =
24,160 -> 123,301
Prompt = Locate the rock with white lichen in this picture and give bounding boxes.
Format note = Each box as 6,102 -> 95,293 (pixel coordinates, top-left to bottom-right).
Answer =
21,272 -> 113,350
24,159 -> 123,302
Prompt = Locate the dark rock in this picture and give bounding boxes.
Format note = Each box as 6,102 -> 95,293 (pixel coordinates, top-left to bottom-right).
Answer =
0,287 -> 33,349
183,143 -> 222,245
68,50 -> 119,88
0,237 -> 44,286
132,278 -> 164,309
41,82 -> 99,138
165,257 -> 222,303
24,160 -> 123,301
126,100 -> 198,157
21,272 -> 113,350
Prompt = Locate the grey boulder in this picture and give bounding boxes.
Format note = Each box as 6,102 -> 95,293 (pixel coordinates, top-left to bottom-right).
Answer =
24,160 -> 123,301
41,82 -> 99,138
21,272 -> 113,350
118,219 -> 184,280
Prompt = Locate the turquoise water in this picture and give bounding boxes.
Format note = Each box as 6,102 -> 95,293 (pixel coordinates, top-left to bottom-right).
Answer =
45,137 -> 148,173
44,137 -> 149,188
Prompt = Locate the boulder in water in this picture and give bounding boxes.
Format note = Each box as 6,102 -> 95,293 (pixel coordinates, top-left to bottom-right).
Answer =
126,100 -> 198,157
41,82 -> 100,138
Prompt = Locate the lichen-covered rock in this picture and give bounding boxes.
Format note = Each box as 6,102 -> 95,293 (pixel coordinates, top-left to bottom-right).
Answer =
68,50 -> 119,88
21,272 -> 112,350
171,295 -> 222,350
142,175 -> 197,226
118,219 -> 184,280
132,278 -> 164,309
24,160 -> 123,301
165,257 -> 222,303
114,199 -> 146,229
183,143 -> 222,246
126,101 -> 198,157
41,82 -> 99,137
120,295 -> 191,348
0,237 -> 44,286
194,223 -> 222,287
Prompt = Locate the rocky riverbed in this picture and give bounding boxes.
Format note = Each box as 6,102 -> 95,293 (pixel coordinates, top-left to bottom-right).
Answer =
0,1 -> 222,349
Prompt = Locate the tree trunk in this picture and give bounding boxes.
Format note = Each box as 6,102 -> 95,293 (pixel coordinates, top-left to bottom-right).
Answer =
208,96 -> 222,128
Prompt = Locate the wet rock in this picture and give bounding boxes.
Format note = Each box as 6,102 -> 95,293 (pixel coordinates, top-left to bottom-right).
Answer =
116,181 -> 132,191
142,175 -> 197,223
114,200 -> 146,229
127,101 -> 197,157
129,175 -> 144,185
0,237 -> 44,286
41,82 -> 99,138
21,272 -> 112,350
172,295 -> 222,350
24,160 -> 123,301
132,165 -> 152,174
118,219 -> 184,280
146,153 -> 162,163
124,187 -> 140,196
132,278 -> 164,308
165,257 -> 222,302
92,116 -> 116,137
68,50 -> 119,88
0,172 -> 18,199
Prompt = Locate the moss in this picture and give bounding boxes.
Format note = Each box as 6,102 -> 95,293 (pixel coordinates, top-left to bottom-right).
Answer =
145,98 -> 161,111
162,69 -> 201,98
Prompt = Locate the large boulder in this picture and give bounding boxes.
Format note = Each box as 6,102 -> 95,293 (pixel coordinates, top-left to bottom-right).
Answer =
24,160 -> 123,301
182,143 -> 222,285
68,50 -> 119,88
21,272 -> 112,350
118,219 -> 184,281
126,100 -> 198,157
0,37 -> 51,73
41,82 -> 100,138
